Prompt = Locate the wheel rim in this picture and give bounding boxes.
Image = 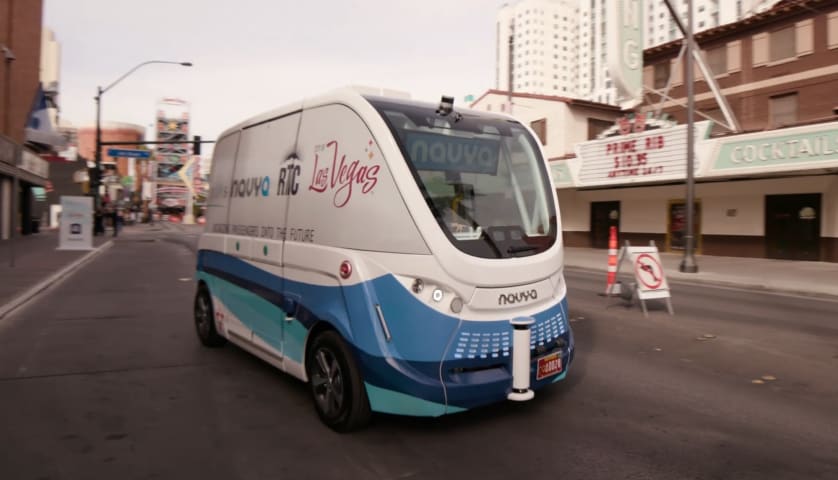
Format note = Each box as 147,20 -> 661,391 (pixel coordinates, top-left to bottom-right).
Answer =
195,293 -> 211,338
311,348 -> 345,418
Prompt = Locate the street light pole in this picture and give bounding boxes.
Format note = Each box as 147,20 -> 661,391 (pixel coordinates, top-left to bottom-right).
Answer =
3,43 -> 17,267
679,0 -> 698,273
93,60 -> 192,210
94,86 -> 102,208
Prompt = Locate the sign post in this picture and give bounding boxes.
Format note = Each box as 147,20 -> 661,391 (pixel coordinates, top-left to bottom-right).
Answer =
610,242 -> 674,317
106,148 -> 151,159
58,196 -> 94,251
177,157 -> 197,224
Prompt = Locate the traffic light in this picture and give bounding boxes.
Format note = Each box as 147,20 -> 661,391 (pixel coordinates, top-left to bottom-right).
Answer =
193,135 -> 201,155
88,166 -> 101,189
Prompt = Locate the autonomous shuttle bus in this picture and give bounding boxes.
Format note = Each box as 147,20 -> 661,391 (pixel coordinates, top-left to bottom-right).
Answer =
194,88 -> 574,431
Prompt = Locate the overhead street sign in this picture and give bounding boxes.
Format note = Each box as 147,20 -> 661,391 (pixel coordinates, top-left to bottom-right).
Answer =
107,148 -> 150,159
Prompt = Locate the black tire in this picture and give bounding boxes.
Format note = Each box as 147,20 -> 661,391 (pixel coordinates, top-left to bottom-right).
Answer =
194,285 -> 226,348
306,330 -> 371,432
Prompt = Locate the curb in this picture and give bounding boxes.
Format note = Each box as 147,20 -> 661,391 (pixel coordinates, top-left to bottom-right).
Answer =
564,265 -> 838,301
0,241 -> 115,321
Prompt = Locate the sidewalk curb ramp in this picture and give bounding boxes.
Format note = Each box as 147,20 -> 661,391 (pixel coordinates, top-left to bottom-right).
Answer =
565,265 -> 838,302
0,241 -> 115,321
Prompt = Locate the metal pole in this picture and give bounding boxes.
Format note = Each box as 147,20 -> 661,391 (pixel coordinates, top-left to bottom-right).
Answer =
92,60 -> 192,218
10,144 -> 19,267
3,6 -> 17,265
679,0 -> 698,273
4,46 -> 15,267
184,189 -> 194,224
94,87 -> 102,210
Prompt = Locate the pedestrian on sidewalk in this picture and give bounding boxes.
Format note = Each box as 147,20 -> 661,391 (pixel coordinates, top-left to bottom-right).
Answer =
94,207 -> 105,236
112,206 -> 120,237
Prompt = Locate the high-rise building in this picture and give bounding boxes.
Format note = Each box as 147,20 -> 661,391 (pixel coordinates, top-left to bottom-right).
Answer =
495,0 -> 580,97
582,0 -> 783,104
498,0 -> 783,106
637,0 -> 782,49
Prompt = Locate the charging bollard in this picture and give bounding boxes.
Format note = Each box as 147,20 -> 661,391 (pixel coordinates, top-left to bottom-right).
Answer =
507,316 -> 535,401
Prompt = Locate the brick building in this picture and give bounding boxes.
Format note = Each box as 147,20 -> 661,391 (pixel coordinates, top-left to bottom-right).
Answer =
1,0 -> 52,239
642,0 -> 838,133
558,0 -> 838,262
77,122 -> 147,205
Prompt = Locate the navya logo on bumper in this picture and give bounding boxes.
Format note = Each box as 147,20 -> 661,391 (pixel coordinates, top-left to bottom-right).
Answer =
498,289 -> 538,306
231,176 -> 271,198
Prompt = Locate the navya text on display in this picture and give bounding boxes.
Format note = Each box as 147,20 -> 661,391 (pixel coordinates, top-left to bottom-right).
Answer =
404,131 -> 500,174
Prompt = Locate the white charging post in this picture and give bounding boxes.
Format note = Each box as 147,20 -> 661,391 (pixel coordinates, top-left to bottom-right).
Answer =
507,316 -> 535,401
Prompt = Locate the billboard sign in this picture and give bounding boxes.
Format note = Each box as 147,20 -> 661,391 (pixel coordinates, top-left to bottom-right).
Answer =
711,124 -> 838,172
157,162 -> 182,180
575,121 -> 712,187
606,0 -> 644,109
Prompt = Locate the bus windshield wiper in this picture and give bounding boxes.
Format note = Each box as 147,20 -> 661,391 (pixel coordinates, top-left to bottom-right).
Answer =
507,245 -> 539,254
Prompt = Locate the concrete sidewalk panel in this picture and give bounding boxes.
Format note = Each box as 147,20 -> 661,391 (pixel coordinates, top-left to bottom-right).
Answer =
0,241 -> 114,320
563,246 -> 838,300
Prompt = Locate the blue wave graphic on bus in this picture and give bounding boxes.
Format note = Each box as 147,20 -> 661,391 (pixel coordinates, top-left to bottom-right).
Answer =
196,250 -> 573,413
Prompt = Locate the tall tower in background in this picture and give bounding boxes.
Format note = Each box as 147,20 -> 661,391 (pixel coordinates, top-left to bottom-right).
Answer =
153,98 -> 191,213
643,0 -> 782,47
497,0 -> 783,107
495,0 -> 580,98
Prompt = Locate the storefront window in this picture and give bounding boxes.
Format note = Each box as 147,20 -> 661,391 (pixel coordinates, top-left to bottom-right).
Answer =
770,26 -> 796,62
667,200 -> 702,253
770,93 -> 798,128
706,45 -> 727,77
653,62 -> 670,89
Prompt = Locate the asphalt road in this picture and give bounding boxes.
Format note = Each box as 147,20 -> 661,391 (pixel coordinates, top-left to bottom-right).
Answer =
0,227 -> 836,480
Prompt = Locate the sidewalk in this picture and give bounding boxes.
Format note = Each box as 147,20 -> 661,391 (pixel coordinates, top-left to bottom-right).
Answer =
0,230 -> 112,319
564,246 -> 838,299
2,226 -> 836,321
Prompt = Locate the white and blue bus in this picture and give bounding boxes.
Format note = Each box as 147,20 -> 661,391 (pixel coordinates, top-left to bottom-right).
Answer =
194,88 -> 574,431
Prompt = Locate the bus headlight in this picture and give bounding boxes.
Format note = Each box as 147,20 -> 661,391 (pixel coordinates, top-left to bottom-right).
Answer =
432,288 -> 444,302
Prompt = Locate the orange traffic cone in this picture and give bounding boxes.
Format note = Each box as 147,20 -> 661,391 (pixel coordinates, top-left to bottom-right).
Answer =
605,226 -> 618,295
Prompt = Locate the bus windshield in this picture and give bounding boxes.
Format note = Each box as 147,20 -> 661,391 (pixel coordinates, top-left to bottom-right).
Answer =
367,97 -> 558,259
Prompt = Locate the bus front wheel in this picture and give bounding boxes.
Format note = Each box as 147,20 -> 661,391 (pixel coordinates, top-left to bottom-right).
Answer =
306,331 -> 371,432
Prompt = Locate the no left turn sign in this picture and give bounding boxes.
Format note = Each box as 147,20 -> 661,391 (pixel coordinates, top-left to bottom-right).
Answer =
634,253 -> 664,290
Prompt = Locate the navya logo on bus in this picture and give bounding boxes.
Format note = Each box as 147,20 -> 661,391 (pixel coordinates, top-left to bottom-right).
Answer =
498,289 -> 538,306
231,176 -> 271,198
229,157 -> 302,199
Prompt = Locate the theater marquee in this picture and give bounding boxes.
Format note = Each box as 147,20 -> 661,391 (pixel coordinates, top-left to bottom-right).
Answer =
575,121 -> 712,188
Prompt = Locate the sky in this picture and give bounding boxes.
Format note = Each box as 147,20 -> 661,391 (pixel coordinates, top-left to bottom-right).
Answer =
44,0 -> 510,149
